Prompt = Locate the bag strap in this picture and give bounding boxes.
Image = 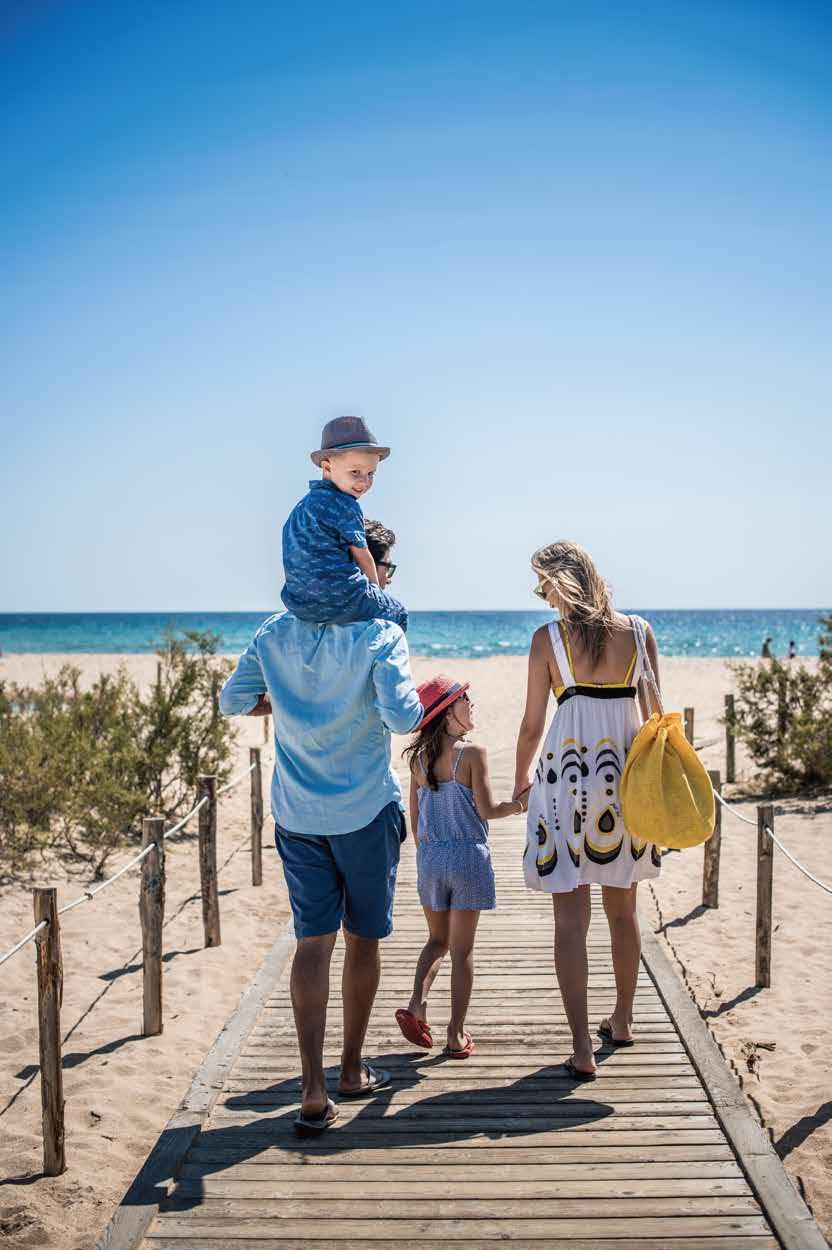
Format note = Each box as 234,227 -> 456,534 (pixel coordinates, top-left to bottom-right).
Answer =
548,620 -> 575,686
630,615 -> 663,716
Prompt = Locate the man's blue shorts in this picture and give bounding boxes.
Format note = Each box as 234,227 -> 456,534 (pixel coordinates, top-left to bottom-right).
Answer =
274,801 -> 405,940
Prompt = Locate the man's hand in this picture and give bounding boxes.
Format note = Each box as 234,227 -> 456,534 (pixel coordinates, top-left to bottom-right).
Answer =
513,780 -> 531,804
247,694 -> 272,717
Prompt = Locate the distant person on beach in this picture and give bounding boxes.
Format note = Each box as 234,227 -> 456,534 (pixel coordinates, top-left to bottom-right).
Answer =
394,675 -> 526,1059
761,637 -> 773,658
514,541 -> 662,1079
788,640 -> 797,660
280,415 -> 408,630
220,518 -> 422,1134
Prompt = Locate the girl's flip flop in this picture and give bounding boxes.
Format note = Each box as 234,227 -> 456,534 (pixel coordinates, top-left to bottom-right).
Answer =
395,1008 -> 433,1049
444,1033 -> 475,1059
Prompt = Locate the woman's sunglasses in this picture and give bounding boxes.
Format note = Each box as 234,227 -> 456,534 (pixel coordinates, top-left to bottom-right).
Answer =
533,581 -> 550,601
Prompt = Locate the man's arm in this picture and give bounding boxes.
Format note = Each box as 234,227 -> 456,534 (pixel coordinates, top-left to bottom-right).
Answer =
371,627 -> 423,735
219,639 -> 267,716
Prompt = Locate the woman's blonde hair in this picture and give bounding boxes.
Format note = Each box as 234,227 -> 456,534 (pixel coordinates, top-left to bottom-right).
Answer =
531,541 -> 620,665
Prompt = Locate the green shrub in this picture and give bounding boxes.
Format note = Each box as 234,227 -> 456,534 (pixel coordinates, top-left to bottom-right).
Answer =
730,615 -> 832,792
0,631 -> 235,879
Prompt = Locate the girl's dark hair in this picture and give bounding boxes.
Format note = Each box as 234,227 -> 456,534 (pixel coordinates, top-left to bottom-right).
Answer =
403,710 -> 449,791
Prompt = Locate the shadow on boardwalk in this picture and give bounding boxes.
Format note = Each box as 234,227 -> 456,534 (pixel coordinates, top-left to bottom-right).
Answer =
164,1051 -> 614,1212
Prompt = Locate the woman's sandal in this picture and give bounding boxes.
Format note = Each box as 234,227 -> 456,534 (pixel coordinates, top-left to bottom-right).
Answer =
563,1056 -> 597,1082
597,1018 -> 635,1048
444,1032 -> 475,1059
395,1008 -> 433,1049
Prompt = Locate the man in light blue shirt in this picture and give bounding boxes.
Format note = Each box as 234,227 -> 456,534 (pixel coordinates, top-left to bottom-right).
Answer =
219,529 -> 422,1131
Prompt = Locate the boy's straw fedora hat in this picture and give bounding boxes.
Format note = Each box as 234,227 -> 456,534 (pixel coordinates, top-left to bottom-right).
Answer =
311,416 -> 391,467
416,675 -> 471,730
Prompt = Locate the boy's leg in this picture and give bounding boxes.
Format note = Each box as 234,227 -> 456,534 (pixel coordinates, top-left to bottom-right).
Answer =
408,906 -> 451,1024
552,884 -> 594,1073
447,909 -> 481,1051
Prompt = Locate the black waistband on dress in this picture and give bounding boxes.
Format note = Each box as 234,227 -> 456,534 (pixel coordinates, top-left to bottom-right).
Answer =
556,685 -> 638,707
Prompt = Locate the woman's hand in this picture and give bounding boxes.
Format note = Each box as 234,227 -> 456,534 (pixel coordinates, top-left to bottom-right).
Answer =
513,780 -> 531,804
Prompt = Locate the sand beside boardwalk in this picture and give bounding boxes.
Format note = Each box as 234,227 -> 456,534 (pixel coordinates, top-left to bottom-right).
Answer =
1,652 -> 830,1246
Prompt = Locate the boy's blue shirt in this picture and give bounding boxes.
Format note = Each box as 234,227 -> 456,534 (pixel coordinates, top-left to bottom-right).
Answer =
219,612 -> 423,835
281,479 -> 366,614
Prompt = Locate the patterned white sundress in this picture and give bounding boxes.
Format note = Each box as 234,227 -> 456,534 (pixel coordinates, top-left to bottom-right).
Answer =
523,615 -> 661,893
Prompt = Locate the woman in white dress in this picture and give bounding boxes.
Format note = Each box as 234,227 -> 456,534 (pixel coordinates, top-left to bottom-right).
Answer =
514,541 -> 662,1079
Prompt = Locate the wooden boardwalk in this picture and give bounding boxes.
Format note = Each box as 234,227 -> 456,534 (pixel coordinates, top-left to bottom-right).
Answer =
113,814 -> 825,1250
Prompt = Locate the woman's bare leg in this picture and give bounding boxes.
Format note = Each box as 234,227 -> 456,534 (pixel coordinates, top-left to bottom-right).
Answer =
600,883 -> 640,1042
408,907 -> 450,1025
552,885 -> 594,1073
447,909 -> 481,1051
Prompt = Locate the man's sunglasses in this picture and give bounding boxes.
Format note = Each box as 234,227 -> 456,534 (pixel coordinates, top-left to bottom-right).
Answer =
377,561 -> 397,580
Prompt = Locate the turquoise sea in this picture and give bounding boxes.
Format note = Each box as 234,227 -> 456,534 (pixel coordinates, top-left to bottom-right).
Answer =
0,610 -> 827,658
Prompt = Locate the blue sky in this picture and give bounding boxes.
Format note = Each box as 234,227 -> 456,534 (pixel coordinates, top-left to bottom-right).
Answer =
2,1 -> 830,611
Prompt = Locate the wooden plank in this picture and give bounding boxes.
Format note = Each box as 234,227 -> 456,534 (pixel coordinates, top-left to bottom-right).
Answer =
158,1195 -> 763,1217
187,1142 -> 738,1166
146,1239 -> 780,1250
147,1215 -> 774,1239
172,1178 -> 753,1200
179,1160 -> 744,1181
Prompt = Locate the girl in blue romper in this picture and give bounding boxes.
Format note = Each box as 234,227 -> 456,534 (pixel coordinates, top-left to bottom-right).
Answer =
396,675 -> 528,1058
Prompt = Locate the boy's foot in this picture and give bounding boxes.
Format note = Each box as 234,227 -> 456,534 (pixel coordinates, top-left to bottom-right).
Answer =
395,1008 -> 433,1048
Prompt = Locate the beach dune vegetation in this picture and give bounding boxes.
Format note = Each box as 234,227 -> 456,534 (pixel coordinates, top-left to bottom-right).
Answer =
0,629 -> 235,879
730,615 -> 832,792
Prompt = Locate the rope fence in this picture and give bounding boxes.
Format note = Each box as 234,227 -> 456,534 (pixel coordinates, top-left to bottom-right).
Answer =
1,744 -> 266,1176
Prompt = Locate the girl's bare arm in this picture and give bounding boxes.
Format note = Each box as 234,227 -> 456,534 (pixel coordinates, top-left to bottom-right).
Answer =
469,745 -> 526,821
409,771 -> 420,847
514,628 -> 552,798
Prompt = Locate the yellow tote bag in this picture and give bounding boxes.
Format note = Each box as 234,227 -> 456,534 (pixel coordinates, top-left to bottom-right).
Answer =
620,617 -> 715,850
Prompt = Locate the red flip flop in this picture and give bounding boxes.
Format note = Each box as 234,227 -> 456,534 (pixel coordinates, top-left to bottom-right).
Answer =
395,1008 -> 433,1049
444,1032 -> 475,1059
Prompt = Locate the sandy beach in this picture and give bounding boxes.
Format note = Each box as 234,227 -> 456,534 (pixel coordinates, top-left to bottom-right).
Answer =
1,652 -> 829,1246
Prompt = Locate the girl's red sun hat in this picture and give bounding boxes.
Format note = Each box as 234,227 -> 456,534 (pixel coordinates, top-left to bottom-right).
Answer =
415,674 -> 470,730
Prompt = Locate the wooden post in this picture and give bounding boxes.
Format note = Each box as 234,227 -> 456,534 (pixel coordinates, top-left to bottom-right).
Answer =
263,713 -> 270,745
702,771 -> 722,909
139,817 -> 165,1036
755,804 -> 774,988
725,694 -> 736,783
683,707 -> 694,745
250,747 -> 264,887
33,888 -> 65,1176
197,775 -> 221,947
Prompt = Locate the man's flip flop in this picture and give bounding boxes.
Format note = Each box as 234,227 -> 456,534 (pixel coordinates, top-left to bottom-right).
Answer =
337,1063 -> 391,1099
294,1098 -> 338,1136
395,1008 -> 433,1049
563,1056 -> 597,1082
597,1020 -> 635,1048
444,1033 -> 475,1060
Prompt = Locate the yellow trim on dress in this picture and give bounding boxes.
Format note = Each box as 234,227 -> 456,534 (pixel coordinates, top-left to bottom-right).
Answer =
553,621 -> 638,699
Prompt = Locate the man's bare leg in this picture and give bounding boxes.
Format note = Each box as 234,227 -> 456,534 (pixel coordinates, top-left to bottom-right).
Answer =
290,931 -> 337,1119
338,929 -> 381,1093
